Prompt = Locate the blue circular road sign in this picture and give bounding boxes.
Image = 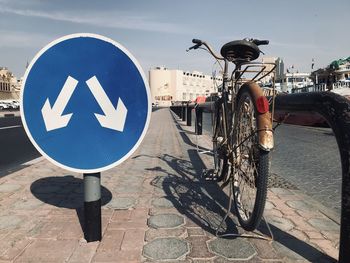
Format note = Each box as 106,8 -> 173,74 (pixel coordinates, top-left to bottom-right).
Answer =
21,33 -> 151,173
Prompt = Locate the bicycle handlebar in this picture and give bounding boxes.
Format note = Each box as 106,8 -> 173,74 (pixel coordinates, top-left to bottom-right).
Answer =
188,38 -> 224,60
192,39 -> 202,45
252,39 -> 269,46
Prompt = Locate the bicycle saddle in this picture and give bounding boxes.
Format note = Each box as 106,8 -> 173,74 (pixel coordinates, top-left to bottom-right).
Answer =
220,40 -> 260,62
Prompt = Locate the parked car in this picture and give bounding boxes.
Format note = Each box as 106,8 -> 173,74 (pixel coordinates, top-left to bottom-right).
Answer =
0,101 -> 10,110
11,100 -> 20,109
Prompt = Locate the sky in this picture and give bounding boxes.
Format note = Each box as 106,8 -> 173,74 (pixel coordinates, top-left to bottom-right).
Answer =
0,0 -> 349,78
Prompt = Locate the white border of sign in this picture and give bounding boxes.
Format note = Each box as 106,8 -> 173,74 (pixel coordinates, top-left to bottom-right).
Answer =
20,33 -> 151,174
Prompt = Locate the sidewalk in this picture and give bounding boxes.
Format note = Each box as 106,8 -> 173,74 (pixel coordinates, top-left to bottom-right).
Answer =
0,108 -> 339,262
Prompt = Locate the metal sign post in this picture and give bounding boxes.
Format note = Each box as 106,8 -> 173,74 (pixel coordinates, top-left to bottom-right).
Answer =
20,33 -> 151,242
84,173 -> 101,241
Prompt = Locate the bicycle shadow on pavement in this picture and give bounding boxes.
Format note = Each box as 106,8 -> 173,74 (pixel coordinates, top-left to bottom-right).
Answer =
30,175 -> 112,235
147,152 -> 239,236
258,221 -> 336,262
154,117 -> 336,261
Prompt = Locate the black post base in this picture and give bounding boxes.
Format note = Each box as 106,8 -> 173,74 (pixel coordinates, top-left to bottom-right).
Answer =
84,199 -> 102,242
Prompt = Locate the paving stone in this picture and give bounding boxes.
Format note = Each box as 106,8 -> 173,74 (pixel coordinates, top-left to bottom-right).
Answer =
143,237 -> 189,260
149,207 -> 180,216
308,218 -> 339,232
0,184 -> 21,193
286,200 -> 314,211
208,238 -> 256,260
107,208 -> 148,230
148,214 -> 184,229
93,250 -> 141,262
0,215 -> 23,230
151,197 -> 175,208
321,230 -> 339,244
269,188 -> 294,196
310,239 -> 339,260
13,199 -> 43,210
249,239 -> 280,260
121,229 -> 145,251
296,210 -> 327,220
305,231 -> 324,240
264,200 -> 275,210
114,185 -> 142,194
187,227 -> 205,236
97,229 -> 124,252
187,236 -> 214,259
266,215 -> 294,231
285,215 -> 317,232
0,234 -> 32,261
68,240 -> 99,263
106,197 -> 136,210
145,227 -> 186,242
265,208 -> 283,218
15,240 -> 76,262
272,241 -> 304,261
272,239 -> 332,262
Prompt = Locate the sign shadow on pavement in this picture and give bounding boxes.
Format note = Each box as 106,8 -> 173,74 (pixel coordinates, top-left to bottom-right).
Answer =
30,175 -> 112,233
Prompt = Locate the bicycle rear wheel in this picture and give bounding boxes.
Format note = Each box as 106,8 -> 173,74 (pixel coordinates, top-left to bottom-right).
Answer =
212,101 -> 228,181
233,87 -> 269,231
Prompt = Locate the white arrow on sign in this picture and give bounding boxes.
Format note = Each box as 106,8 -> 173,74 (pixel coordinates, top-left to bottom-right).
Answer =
41,76 -> 78,131
86,76 -> 127,132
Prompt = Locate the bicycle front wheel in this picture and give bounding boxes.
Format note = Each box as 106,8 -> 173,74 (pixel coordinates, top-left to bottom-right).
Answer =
233,87 -> 269,231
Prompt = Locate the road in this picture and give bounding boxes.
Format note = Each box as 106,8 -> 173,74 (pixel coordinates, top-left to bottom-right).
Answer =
271,124 -> 341,216
0,115 -> 40,177
200,112 -> 342,217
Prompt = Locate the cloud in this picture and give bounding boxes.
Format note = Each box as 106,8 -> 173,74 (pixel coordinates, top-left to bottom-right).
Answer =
0,6 -> 185,34
270,40 -> 319,49
0,30 -> 50,48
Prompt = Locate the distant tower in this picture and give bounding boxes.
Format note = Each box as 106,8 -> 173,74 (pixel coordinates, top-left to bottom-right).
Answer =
275,57 -> 284,82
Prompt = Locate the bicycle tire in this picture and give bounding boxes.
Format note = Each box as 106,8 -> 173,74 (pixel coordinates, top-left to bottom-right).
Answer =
232,86 -> 269,231
212,101 -> 228,181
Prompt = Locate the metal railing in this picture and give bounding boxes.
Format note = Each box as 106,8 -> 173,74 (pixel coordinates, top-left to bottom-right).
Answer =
170,91 -> 350,262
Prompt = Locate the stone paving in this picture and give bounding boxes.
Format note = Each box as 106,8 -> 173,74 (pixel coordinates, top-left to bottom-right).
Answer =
0,108 -> 341,262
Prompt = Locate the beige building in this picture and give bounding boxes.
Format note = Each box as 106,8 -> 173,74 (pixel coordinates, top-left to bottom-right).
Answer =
149,66 -> 221,106
0,67 -> 21,100
260,57 -> 278,85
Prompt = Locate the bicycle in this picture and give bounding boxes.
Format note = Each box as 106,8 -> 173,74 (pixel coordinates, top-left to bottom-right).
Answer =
187,38 -> 276,231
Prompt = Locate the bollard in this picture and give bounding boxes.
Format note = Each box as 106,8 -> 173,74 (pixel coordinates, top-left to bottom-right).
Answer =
84,172 -> 101,242
182,105 -> 186,121
195,106 -> 202,135
176,106 -> 181,118
186,104 -> 192,126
